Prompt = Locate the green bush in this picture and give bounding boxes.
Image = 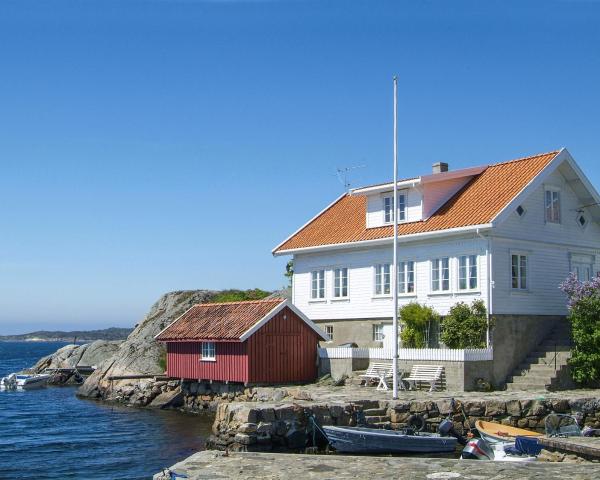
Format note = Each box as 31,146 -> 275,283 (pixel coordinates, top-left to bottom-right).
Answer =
158,347 -> 167,372
441,300 -> 489,349
567,294 -> 600,386
400,303 -> 440,348
208,288 -> 271,303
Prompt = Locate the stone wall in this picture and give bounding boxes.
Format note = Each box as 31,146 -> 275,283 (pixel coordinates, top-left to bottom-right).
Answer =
491,314 -> 565,386
208,395 -> 600,453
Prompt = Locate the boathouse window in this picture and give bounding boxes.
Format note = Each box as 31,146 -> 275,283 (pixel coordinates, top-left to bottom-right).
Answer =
374,263 -> 391,295
511,254 -> 528,290
431,257 -> 450,292
311,270 -> 325,299
325,325 -> 334,342
458,255 -> 478,290
398,261 -> 415,294
545,189 -> 561,224
201,342 -> 216,361
383,192 -> 407,224
333,268 -> 349,298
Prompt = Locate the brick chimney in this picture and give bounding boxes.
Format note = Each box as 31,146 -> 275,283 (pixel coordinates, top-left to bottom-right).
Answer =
432,162 -> 449,174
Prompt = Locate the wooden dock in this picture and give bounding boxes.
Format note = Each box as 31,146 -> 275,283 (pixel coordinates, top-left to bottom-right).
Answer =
539,436 -> 600,460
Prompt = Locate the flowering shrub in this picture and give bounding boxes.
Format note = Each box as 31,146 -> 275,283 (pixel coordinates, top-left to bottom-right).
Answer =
559,272 -> 600,386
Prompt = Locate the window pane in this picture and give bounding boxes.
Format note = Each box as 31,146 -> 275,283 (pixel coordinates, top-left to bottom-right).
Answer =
520,256 -> 527,289
383,264 -> 391,294
375,265 -> 382,295
398,262 -> 406,293
511,255 -> 519,289
398,194 -> 406,221
407,261 -> 415,293
469,255 -> 478,289
432,259 -> 440,291
311,272 -> 317,298
442,257 -> 450,291
458,256 -> 467,290
384,197 -> 393,223
319,271 -> 325,297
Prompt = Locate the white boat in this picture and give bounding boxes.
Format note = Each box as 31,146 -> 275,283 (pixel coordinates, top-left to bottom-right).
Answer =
462,437 -> 538,462
0,373 -> 50,390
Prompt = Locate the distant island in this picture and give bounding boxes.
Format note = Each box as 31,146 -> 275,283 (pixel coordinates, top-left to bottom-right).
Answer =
0,327 -> 133,342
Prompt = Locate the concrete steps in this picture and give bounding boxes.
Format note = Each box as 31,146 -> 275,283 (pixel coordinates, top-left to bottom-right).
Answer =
504,323 -> 572,392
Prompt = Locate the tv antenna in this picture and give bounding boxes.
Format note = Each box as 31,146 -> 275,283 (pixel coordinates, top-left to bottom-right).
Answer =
336,164 -> 366,192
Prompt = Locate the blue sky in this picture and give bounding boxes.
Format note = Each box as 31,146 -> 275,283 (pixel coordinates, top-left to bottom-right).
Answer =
1,0 -> 599,333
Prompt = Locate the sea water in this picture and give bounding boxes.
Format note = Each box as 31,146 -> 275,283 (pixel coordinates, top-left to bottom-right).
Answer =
0,341 -> 212,479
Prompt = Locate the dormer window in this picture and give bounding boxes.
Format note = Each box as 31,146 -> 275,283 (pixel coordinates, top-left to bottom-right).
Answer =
383,192 -> 407,224
545,189 -> 561,224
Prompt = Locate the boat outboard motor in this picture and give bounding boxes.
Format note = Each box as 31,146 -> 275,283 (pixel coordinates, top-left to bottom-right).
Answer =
461,438 -> 494,460
438,419 -> 468,446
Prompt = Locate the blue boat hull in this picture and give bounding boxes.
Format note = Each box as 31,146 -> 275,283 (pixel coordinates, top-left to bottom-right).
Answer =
323,426 -> 458,454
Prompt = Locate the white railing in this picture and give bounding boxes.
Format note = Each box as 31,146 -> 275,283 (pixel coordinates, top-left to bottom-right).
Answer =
318,347 -> 493,362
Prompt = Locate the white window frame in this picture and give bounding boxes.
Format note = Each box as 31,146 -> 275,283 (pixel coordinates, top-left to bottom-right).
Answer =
458,254 -> 479,291
324,325 -> 334,342
200,342 -> 216,362
374,263 -> 392,296
333,267 -> 349,299
373,324 -> 385,342
544,187 -> 561,224
511,253 -> 529,291
430,257 -> 450,293
398,260 -> 416,295
383,191 -> 407,224
570,253 -> 595,281
575,212 -> 589,230
310,269 -> 326,300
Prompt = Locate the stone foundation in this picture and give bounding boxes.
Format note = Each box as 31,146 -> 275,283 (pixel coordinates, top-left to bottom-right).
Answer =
208,395 -> 600,453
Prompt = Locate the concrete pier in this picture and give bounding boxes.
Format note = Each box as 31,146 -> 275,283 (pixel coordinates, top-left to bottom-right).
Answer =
154,451 -> 600,479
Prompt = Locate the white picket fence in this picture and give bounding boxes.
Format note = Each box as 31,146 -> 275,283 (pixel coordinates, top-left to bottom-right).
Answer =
318,346 -> 493,362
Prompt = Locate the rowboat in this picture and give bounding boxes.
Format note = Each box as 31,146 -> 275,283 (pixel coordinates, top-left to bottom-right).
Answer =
322,425 -> 458,454
475,420 -> 542,444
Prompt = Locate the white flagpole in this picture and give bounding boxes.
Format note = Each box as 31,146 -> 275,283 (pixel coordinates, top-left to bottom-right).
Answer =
392,76 -> 399,400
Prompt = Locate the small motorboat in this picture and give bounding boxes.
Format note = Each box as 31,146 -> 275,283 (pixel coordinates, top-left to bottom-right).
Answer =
461,437 -> 538,462
475,420 -> 542,444
1,373 -> 51,390
321,425 -> 458,454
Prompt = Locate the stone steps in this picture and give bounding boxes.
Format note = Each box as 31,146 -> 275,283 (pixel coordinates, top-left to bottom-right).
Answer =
504,323 -> 572,392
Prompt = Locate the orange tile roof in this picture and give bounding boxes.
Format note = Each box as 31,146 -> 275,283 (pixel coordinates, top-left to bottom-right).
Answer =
156,298 -> 286,341
274,150 -> 560,253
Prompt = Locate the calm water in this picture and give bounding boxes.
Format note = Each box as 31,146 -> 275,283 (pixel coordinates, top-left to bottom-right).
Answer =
0,342 -> 212,480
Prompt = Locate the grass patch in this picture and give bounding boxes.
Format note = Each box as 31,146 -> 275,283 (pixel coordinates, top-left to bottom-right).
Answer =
208,289 -> 271,303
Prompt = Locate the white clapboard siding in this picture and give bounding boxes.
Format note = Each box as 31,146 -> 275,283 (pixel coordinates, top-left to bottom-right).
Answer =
293,236 -> 489,320
318,347 -> 493,362
492,169 -> 600,316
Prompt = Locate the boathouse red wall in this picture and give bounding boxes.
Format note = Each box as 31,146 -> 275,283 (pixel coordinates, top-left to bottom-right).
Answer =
165,306 -> 321,384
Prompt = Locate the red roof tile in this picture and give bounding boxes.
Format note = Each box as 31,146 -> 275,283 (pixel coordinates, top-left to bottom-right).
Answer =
274,151 -> 560,252
156,298 -> 286,341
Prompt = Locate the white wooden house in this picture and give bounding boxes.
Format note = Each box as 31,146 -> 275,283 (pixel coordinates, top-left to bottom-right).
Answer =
273,149 -> 600,388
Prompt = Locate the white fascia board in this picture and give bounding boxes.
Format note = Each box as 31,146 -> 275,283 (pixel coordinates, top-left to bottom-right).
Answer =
490,149 -> 565,226
273,223 -> 493,256
420,165 -> 487,184
351,179 -> 420,195
154,305 -> 197,341
271,193 -> 347,256
239,299 -> 329,342
563,151 -> 600,206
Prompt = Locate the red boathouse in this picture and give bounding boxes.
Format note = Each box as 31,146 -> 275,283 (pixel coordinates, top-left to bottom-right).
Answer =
155,298 -> 328,384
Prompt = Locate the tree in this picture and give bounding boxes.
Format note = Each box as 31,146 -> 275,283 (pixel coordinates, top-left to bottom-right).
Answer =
284,260 -> 294,288
560,273 -> 600,386
441,300 -> 488,349
400,303 -> 440,348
